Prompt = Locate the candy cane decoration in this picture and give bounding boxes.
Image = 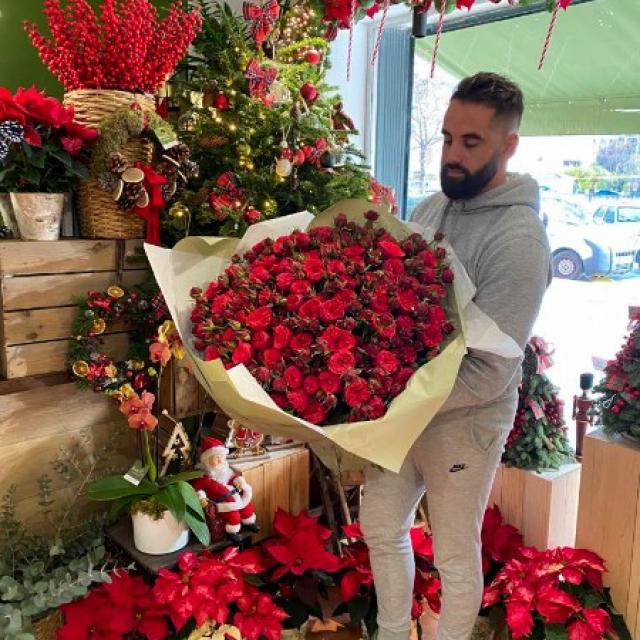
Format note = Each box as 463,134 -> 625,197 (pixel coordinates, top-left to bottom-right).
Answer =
430,0 -> 447,78
538,0 -> 561,70
347,0 -> 357,81
370,0 -> 390,68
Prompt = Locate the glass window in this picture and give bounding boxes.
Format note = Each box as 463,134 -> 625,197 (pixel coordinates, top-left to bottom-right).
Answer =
618,207 -> 640,222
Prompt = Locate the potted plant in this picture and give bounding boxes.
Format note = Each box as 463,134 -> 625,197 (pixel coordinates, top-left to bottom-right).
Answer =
0,86 -> 97,240
88,390 -> 210,555
482,545 -> 631,640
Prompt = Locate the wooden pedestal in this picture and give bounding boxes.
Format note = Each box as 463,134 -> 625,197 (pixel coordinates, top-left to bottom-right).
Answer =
576,430 -> 640,639
489,462 -> 581,550
234,447 -> 310,542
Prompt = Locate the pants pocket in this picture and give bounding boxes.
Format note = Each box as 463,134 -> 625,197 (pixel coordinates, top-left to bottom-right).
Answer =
467,404 -> 512,454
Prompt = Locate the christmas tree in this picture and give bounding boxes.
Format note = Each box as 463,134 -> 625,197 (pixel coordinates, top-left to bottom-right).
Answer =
161,0 -> 392,244
594,317 -> 640,439
502,337 -> 574,471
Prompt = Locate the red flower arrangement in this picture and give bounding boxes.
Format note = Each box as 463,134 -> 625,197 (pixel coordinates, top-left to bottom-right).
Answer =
189,212 -> 455,426
0,86 -> 97,192
24,0 -> 202,93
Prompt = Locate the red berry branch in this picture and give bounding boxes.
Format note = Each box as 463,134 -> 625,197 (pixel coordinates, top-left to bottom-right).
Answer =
25,0 -> 202,94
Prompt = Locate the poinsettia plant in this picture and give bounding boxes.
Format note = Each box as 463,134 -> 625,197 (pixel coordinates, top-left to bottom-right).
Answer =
482,546 -> 631,640
0,86 -> 97,192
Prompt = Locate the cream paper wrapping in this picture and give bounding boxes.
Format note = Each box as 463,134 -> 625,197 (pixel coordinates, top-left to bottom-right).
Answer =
145,199 -> 521,473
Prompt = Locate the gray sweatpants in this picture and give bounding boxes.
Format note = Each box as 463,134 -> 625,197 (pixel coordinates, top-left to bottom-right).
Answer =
360,399 -> 515,640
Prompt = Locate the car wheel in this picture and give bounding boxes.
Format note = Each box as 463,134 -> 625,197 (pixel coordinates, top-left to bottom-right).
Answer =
552,249 -> 584,280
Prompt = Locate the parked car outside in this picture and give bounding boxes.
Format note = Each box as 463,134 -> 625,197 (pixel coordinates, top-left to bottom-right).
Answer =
542,196 -> 640,280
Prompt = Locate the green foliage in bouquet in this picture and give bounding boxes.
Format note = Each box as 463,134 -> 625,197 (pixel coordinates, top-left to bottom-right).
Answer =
502,339 -> 574,472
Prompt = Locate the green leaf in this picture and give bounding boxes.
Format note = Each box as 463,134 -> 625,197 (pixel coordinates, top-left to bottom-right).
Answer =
88,476 -> 157,501
177,481 -> 206,521
108,496 -> 137,519
50,148 -> 73,168
158,470 -> 204,486
544,623 -> 567,639
183,507 -> 210,546
156,484 -> 186,523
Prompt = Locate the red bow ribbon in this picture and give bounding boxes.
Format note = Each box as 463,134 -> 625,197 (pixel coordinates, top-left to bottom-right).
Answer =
243,0 -> 280,44
210,172 -> 243,212
133,162 -> 167,246
244,58 -> 278,98
529,336 -> 554,373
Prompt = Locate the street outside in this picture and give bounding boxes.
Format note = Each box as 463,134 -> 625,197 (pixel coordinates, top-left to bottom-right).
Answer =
533,270 -> 640,447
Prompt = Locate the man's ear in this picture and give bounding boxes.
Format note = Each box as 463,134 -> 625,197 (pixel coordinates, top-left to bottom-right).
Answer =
503,131 -> 519,161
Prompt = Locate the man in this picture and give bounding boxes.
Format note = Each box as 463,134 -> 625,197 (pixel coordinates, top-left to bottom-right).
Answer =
360,73 -> 551,640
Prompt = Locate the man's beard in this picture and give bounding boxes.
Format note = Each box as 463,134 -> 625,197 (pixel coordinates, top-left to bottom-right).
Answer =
440,154 -> 499,200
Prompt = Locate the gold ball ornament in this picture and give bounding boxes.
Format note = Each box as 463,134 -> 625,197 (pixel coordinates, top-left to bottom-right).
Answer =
72,361 -> 89,377
170,203 -> 189,219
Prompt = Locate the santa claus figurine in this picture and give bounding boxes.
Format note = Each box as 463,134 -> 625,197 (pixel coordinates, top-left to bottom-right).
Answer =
193,436 -> 259,543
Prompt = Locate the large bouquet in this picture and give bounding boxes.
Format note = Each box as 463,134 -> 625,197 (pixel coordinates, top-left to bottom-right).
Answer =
0,86 -> 97,192
145,199 -> 520,472
188,210 -> 455,425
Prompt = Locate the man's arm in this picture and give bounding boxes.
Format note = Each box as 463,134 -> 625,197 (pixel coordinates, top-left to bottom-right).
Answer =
439,231 -> 550,414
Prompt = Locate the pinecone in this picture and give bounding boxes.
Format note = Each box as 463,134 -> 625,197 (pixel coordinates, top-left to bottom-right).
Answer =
106,152 -> 129,174
98,171 -> 119,193
118,183 -> 145,211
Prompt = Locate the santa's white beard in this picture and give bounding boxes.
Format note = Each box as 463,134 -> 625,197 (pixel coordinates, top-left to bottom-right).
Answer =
205,460 -> 234,484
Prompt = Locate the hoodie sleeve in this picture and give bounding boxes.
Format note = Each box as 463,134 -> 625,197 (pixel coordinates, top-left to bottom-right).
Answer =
438,210 -> 551,414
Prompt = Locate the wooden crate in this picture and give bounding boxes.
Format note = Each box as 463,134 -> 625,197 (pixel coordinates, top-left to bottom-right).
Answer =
0,239 -> 147,379
234,447 -> 310,542
489,462 -> 582,550
0,376 -> 136,530
576,430 -> 640,639
159,357 -> 212,419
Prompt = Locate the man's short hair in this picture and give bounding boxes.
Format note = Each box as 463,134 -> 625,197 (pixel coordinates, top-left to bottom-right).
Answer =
451,72 -> 524,129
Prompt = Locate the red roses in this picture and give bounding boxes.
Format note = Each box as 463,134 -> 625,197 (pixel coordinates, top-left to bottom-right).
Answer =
190,213 -> 455,425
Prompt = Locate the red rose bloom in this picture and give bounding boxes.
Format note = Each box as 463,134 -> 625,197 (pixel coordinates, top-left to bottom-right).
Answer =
290,332 -> 314,352
263,348 -> 283,367
247,306 -> 274,330
252,330 -> 272,350
376,350 -> 399,374
302,401 -> 327,424
232,342 -> 253,365
321,325 -> 357,351
319,371 -> 341,394
328,350 -> 356,376
303,257 -> 325,282
344,378 -> 371,408
320,298 -> 346,323
378,239 -> 405,258
299,297 -> 322,320
291,279 -> 312,295
284,365 -> 303,389
273,325 -> 292,350
303,375 -> 320,395
287,389 -> 310,412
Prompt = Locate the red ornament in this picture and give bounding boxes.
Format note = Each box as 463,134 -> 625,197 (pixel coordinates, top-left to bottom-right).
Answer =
304,49 -> 322,64
214,93 -> 230,110
293,148 -> 306,166
300,82 -> 319,104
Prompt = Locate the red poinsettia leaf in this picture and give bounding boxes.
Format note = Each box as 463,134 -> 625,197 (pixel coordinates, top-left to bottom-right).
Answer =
567,619 -> 601,640
505,601 -> 535,640
559,0 -> 572,8
410,527 -> 434,559
535,585 -> 581,624
273,508 -> 296,538
263,539 -> 291,565
482,584 -> 502,609
341,570 -> 364,602
138,617 -> 170,640
583,608 -> 612,634
343,522 -> 364,539
561,567 -> 585,585
559,548 -> 606,572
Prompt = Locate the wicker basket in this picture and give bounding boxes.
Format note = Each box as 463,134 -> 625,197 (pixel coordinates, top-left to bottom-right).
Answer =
32,609 -> 63,640
64,90 -> 155,239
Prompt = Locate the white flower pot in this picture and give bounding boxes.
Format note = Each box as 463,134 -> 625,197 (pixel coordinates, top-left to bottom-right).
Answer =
9,192 -> 65,240
131,509 -> 189,555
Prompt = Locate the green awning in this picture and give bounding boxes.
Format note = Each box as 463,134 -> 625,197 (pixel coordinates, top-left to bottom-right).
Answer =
416,0 -> 640,136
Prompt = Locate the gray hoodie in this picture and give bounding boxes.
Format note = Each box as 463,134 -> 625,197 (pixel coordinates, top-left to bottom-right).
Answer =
411,173 -> 551,417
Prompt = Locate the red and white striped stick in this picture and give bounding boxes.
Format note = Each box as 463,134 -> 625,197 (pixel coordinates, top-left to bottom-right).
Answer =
430,0 -> 447,78
538,0 -> 561,70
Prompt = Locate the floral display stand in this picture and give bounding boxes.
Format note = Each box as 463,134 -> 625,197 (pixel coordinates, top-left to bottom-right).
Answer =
576,430 -> 640,639
489,461 -> 581,550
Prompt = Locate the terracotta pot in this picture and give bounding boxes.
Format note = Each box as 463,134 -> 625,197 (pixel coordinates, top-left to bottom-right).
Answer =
131,509 -> 189,555
9,193 -> 65,240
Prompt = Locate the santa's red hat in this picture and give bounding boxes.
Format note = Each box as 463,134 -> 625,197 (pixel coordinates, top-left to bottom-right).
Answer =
200,436 -> 229,459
